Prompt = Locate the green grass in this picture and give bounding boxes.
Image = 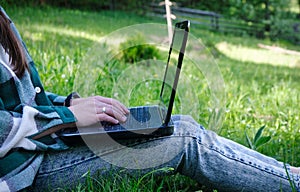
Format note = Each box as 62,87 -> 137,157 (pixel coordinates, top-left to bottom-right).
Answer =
5,5 -> 300,191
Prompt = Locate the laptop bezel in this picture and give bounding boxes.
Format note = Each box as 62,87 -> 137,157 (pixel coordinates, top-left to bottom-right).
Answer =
160,20 -> 190,126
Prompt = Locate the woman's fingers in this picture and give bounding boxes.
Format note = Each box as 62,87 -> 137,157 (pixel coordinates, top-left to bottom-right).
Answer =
96,103 -> 127,123
96,113 -> 119,124
113,99 -> 130,114
70,96 -> 129,127
95,96 -> 129,115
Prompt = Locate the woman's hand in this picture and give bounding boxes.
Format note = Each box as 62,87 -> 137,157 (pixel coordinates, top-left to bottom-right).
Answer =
68,96 -> 130,127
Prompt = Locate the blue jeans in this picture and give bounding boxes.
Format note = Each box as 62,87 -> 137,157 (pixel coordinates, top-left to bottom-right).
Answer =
32,115 -> 300,191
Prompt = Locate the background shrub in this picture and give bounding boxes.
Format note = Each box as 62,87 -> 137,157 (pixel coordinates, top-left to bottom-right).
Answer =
118,35 -> 162,63
270,18 -> 300,44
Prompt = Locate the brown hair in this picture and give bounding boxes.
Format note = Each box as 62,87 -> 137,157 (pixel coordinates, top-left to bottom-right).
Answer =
0,11 -> 28,77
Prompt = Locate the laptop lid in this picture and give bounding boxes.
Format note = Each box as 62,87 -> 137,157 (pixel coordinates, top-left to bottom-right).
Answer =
160,20 -> 190,126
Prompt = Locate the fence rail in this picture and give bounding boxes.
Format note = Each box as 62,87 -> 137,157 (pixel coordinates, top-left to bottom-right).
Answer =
147,3 -> 265,37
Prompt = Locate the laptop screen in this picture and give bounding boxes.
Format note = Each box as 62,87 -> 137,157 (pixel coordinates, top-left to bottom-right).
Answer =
160,20 -> 190,125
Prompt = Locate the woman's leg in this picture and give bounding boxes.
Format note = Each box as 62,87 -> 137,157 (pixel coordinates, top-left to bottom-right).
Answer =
172,115 -> 299,191
32,115 -> 299,192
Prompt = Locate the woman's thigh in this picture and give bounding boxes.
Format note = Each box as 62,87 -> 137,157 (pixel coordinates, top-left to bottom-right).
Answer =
33,115 -> 196,190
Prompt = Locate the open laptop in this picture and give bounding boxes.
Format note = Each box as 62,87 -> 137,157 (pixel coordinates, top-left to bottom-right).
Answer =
57,20 -> 190,141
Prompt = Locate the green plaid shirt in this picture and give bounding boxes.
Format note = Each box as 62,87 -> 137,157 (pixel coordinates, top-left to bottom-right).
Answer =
0,7 -> 76,191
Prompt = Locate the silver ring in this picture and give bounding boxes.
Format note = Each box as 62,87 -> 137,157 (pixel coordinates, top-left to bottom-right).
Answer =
101,107 -> 106,113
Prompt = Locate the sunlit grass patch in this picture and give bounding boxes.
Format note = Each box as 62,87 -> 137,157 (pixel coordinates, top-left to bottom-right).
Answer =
216,41 -> 300,68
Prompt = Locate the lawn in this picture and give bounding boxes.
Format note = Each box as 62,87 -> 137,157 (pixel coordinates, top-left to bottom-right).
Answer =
5,4 -> 300,191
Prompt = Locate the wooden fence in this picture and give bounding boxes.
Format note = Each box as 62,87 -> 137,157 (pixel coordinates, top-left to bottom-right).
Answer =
147,3 -> 265,37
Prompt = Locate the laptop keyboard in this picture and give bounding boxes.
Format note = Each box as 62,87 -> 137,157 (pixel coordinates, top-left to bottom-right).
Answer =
102,106 -> 163,132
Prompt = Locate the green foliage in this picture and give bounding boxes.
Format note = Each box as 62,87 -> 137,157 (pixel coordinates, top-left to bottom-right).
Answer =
270,18 -> 300,44
118,35 -> 161,63
2,0 -> 149,11
174,0 -> 299,44
176,0 -> 293,22
72,168 -> 204,192
245,125 -> 272,150
2,0 -> 112,10
4,0 -> 299,43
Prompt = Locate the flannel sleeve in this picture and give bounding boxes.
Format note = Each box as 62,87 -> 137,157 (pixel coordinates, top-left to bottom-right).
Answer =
45,92 -> 67,106
0,98 -> 76,158
46,92 -> 81,107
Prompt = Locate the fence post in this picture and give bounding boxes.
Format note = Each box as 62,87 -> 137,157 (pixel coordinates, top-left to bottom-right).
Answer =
159,0 -> 176,45
215,15 -> 219,30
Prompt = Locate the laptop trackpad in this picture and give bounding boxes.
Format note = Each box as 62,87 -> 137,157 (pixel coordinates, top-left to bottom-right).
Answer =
121,106 -> 164,130
130,107 -> 151,122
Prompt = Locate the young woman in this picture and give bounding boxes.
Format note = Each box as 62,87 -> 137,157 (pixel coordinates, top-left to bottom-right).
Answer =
0,6 -> 299,192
